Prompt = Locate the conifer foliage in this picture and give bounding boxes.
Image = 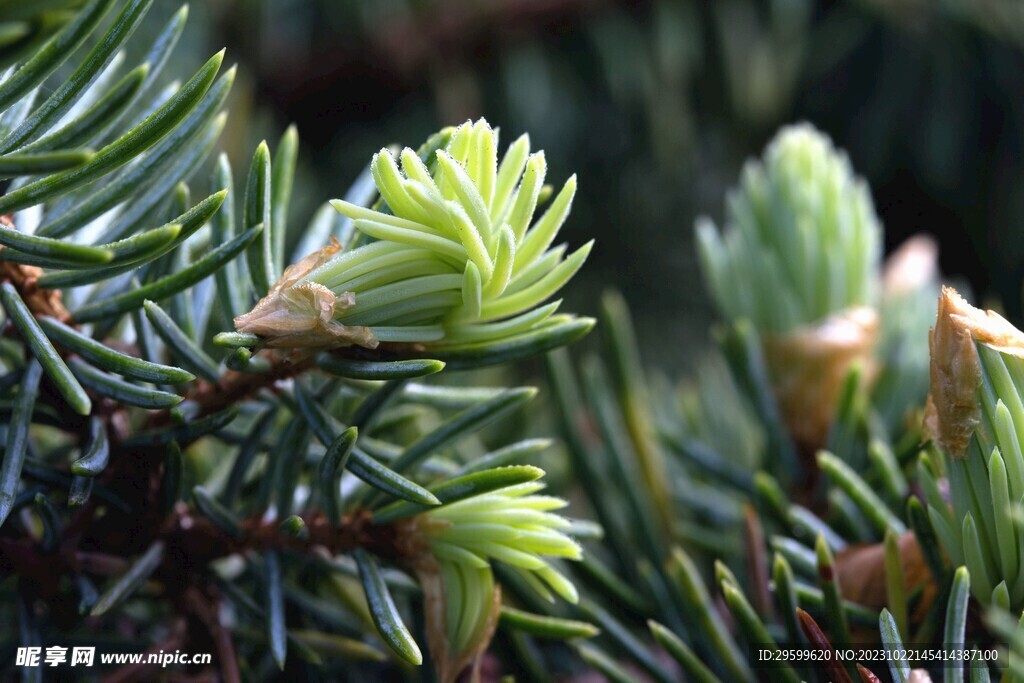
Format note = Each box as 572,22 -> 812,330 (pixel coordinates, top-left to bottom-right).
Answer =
3,3 -> 1024,683
0,2 -> 595,680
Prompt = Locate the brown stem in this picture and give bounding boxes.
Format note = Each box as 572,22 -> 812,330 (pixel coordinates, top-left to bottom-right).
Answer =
0,227 -> 426,663
143,340 -> 430,429
155,507 -> 394,579
183,586 -> 241,683
75,551 -> 130,576
101,617 -> 188,683
742,504 -> 772,617
145,354 -> 315,430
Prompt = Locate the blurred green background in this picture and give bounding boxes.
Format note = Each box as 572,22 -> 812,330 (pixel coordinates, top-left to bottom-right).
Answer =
164,0 -> 1024,373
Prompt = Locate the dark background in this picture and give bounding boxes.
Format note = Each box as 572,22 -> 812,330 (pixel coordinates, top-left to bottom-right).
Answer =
164,0 -> 1024,373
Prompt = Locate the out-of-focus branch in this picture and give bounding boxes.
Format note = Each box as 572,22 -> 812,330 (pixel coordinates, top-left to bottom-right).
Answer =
371,0 -> 615,76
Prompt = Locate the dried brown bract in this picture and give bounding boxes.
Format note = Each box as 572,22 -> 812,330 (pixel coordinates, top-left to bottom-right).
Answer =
234,238 -> 377,351
763,306 -> 879,452
924,286 -> 1024,457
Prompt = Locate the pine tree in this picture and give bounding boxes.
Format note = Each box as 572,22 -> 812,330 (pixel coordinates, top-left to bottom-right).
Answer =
0,3 -> 595,680
3,3 -> 1023,683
